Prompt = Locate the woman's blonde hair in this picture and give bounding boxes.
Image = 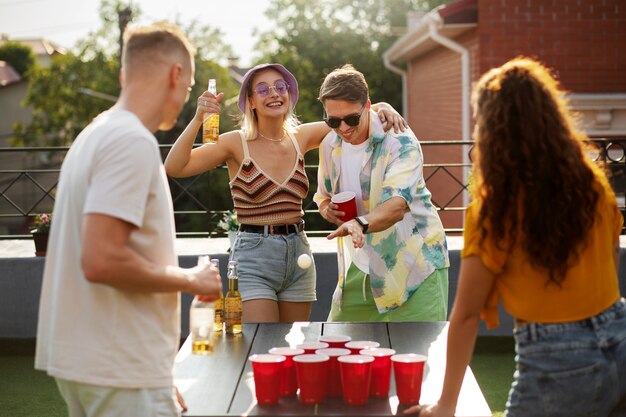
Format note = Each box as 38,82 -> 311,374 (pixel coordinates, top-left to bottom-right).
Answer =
239,68 -> 300,140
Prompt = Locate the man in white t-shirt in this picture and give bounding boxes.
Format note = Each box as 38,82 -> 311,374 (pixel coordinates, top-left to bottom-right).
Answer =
35,22 -> 222,417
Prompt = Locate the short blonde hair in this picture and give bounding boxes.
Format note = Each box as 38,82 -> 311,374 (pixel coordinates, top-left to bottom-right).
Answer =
122,21 -> 195,77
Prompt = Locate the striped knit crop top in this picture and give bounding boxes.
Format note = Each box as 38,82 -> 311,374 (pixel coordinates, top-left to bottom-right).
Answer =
229,131 -> 309,225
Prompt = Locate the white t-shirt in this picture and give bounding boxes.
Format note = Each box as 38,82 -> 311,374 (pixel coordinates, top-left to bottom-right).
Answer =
339,139 -> 369,215
35,109 -> 179,388
339,139 -> 370,272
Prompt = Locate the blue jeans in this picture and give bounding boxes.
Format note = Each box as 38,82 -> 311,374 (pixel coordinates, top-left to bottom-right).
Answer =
506,298 -> 626,417
229,230 -> 316,303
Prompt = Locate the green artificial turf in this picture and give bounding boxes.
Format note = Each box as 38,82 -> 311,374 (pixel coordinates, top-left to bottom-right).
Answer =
0,356 -> 67,417
470,336 -> 516,417
0,337 -> 515,417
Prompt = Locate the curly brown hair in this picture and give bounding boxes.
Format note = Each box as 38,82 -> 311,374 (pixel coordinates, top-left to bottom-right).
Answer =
470,57 -> 600,285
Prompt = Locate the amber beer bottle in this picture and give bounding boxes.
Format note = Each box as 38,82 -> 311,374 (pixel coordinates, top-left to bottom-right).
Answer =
211,258 -> 224,333
190,256 -> 215,354
202,79 -> 219,143
225,261 -> 242,334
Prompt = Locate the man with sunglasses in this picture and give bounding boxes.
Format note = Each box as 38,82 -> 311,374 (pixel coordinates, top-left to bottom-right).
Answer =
314,64 -> 449,322
166,62 -> 408,326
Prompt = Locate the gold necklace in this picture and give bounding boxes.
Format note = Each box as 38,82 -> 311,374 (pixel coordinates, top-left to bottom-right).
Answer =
258,130 -> 285,142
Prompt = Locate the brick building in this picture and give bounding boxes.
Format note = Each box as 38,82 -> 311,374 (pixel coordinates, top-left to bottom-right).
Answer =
384,0 -> 626,231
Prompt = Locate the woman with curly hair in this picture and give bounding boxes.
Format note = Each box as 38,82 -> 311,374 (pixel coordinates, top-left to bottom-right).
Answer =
408,57 -> 626,417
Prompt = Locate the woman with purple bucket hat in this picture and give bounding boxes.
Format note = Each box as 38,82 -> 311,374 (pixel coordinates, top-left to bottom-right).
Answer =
165,63 -> 406,323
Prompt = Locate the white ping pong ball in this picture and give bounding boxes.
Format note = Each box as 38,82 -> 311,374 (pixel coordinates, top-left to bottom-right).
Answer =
297,254 -> 312,269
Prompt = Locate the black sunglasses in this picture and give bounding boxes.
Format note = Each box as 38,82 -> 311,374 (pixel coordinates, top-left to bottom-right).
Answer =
323,105 -> 366,129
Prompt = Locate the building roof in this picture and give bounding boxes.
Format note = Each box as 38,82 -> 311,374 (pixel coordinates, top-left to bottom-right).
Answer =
384,0 -> 477,63
228,64 -> 251,85
438,0 -> 478,25
0,37 -> 66,57
0,60 -> 22,87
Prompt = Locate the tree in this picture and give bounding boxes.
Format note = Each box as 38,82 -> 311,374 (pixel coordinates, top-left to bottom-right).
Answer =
12,50 -> 119,148
254,0 -> 449,122
10,0 -> 242,235
0,40 -> 37,77
12,0 -> 239,148
252,0 -> 449,231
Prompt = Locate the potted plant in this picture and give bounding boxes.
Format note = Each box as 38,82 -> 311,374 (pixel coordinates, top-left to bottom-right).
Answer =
31,213 -> 52,256
217,210 -> 239,249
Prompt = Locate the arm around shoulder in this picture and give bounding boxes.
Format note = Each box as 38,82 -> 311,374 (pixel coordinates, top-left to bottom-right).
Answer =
296,121 -> 331,153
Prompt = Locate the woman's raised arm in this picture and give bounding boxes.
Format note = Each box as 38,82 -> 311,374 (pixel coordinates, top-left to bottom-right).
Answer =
164,91 -> 232,178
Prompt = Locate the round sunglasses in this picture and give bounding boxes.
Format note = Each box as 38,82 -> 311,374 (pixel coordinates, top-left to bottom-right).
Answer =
323,105 -> 366,129
253,80 -> 290,97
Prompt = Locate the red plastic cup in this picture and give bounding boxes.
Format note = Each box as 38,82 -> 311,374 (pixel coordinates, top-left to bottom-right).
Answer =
316,348 -> 351,397
338,355 -> 374,406
360,347 -> 396,398
249,354 -> 286,405
269,347 -> 305,397
345,340 -> 380,355
293,354 -> 330,404
318,334 -> 352,348
331,191 -> 357,222
296,341 -> 329,354
391,353 -> 427,405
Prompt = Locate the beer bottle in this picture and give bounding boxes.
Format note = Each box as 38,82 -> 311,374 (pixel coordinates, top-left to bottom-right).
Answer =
190,256 -> 215,354
202,79 -> 219,143
225,260 -> 242,334
211,258 -> 224,333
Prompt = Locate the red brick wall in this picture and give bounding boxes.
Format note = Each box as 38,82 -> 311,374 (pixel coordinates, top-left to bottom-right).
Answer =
402,0 -> 625,231
407,30 -> 479,230
408,48 -> 461,142
407,30 -> 479,142
478,0 -> 626,92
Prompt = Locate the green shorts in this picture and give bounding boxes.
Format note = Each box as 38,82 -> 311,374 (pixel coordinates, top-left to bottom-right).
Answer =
328,264 -> 449,322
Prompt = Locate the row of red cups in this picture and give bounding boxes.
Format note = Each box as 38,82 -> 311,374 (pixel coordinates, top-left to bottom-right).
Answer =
248,335 -> 426,406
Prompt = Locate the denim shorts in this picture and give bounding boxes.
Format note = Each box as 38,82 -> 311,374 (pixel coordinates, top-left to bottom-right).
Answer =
229,230 -> 317,303
506,298 -> 626,417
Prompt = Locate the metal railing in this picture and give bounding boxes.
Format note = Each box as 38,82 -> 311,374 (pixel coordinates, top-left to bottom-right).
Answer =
1,139 -> 624,238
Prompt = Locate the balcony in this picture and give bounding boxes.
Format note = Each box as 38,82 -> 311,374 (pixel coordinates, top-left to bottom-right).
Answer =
2,140 -> 626,340
2,139 -> 625,238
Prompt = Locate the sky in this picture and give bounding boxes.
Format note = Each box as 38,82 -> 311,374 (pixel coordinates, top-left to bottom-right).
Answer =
0,0 -> 274,66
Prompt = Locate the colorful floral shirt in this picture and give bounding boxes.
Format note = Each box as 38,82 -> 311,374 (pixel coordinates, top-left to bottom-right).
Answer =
314,110 -> 449,313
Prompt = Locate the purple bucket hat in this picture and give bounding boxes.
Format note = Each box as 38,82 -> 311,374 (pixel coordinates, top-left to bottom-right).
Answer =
237,63 -> 299,113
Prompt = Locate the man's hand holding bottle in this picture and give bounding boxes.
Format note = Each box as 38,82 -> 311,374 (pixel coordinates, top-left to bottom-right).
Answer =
188,256 -> 222,301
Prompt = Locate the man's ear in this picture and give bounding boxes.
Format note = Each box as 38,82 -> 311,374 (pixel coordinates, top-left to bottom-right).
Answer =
169,63 -> 183,88
365,98 -> 372,111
